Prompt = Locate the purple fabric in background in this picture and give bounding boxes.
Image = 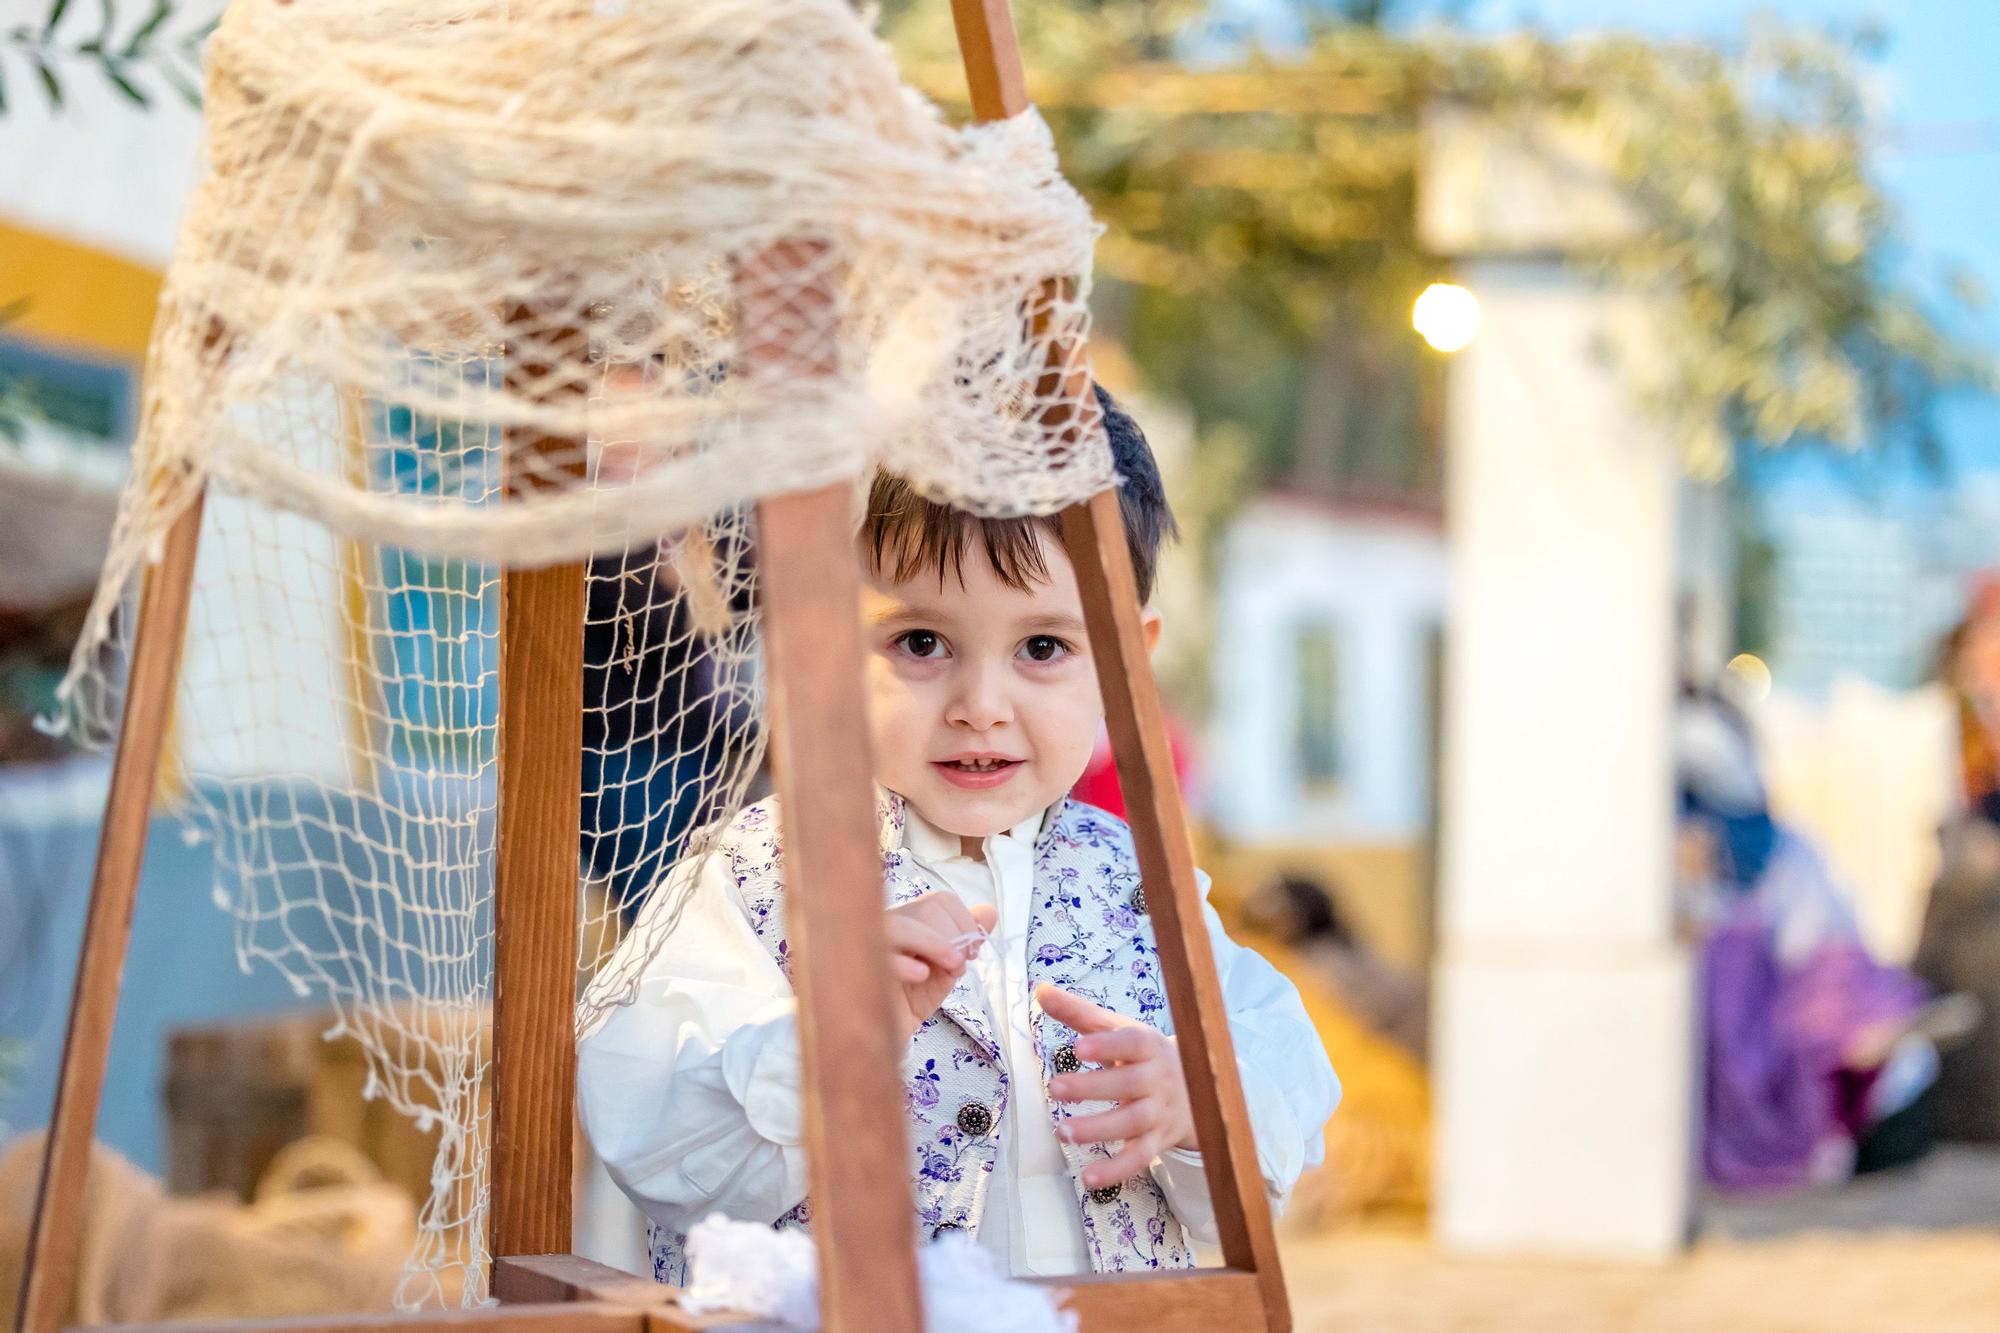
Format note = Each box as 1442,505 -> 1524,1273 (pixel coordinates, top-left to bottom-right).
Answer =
1702,909 -> 1925,1192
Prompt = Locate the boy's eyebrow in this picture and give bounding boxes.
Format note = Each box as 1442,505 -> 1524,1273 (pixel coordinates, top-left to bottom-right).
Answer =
866,602 -> 940,626
1021,612 -> 1087,636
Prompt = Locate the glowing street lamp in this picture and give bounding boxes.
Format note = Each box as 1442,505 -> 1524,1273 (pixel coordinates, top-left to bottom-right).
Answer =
1413,281 -> 1480,354
1725,652 -> 1773,703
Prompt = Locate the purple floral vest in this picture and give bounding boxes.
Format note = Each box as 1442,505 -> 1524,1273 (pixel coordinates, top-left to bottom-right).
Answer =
646,793 -> 1196,1284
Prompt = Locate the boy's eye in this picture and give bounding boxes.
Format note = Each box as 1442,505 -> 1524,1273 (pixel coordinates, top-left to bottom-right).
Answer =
1019,635 -> 1071,663
894,629 -> 946,659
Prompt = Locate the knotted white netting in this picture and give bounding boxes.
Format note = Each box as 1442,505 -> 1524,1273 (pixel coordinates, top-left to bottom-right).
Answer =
50,0 -> 1108,1306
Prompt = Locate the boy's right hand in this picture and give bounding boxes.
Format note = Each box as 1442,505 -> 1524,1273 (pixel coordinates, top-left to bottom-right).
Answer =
884,893 -> 997,1042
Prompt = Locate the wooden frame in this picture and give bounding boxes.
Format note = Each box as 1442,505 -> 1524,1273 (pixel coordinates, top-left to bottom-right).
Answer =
14,1 -> 1291,1330
16,485 -> 206,1333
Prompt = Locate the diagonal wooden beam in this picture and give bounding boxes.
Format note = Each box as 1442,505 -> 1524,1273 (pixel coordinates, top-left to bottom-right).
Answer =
948,0 -> 1293,1327
17,488 -> 207,1333
1063,493 -> 1289,1331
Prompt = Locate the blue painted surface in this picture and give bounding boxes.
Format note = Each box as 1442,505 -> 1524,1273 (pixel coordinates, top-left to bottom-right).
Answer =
1,766 -> 494,1177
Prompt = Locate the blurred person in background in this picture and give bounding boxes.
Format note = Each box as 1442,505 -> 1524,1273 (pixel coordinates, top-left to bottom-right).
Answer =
1939,570 -> 2000,809
1233,871 -> 1432,1228
581,375 -> 761,926
1677,681 -> 1970,1191
1242,873 -> 1428,1064
580,539 -> 755,926
1917,576 -> 2000,1141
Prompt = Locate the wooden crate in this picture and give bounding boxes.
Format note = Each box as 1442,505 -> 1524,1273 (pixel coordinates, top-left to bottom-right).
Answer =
165,1006 -> 491,1214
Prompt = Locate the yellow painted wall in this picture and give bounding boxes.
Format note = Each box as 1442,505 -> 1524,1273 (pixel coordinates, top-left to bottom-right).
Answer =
0,221 -> 162,361
1,220 -> 173,791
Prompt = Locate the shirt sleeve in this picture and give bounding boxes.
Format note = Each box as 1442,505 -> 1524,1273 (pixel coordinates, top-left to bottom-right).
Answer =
1150,870 -> 1341,1245
576,851 -> 812,1235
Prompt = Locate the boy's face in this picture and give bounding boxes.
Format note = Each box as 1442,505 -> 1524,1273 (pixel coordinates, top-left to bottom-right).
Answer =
861,532 -> 1104,842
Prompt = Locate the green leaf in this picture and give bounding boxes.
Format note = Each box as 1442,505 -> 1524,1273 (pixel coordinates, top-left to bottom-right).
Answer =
178,15 -> 219,55
34,56 -> 61,108
161,58 -> 200,107
125,0 -> 173,58
42,0 -> 73,40
99,57 -> 148,106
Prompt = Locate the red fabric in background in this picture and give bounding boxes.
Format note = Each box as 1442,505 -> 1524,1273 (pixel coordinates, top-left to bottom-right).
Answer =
1069,715 -> 1195,818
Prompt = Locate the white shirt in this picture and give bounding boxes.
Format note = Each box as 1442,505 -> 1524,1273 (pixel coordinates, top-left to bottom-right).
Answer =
900,803 -> 1090,1273
577,798 -> 1338,1276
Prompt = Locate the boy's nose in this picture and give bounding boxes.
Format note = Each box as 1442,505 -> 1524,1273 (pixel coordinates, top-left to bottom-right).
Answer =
945,663 -> 1012,731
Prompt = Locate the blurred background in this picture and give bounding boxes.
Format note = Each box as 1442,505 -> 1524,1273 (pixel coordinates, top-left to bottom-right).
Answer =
4,0 -> 2000,1327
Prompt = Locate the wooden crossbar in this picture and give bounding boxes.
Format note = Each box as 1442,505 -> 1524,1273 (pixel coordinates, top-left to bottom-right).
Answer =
84,1306 -> 653,1333
491,1255 -> 751,1329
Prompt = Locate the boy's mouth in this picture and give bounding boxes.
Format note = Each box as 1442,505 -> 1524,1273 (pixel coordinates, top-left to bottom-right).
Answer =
933,756 -> 1023,790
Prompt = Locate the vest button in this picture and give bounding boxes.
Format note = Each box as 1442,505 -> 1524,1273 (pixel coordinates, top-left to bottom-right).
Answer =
1051,1043 -> 1080,1075
1134,884 -> 1147,914
955,1101 -> 995,1137
1087,1181 -> 1122,1204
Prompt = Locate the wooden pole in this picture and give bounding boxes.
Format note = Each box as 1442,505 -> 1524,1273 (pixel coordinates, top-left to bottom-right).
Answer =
756,486 -> 926,1333
741,235 -> 926,1333
17,488 -> 207,1333
490,320 -> 588,1262
950,0 -> 1292,1325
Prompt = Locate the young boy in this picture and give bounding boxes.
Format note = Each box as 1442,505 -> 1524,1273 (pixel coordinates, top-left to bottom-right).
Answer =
578,388 -> 1339,1281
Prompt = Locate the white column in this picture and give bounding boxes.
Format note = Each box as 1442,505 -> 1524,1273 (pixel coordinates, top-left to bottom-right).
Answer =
1422,112 -> 1696,1261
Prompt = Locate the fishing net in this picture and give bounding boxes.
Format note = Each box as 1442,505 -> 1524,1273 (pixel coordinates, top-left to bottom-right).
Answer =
51,0 -> 1105,1305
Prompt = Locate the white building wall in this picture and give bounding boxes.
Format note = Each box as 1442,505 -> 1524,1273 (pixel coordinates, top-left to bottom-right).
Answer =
1208,497 -> 1446,845
0,62 -> 204,270
5,77 -> 352,782
1430,257 -> 1696,1262
1420,102 -> 1696,1263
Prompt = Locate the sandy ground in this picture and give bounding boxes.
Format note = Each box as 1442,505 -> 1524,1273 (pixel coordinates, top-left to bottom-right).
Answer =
1283,1147 -> 2000,1333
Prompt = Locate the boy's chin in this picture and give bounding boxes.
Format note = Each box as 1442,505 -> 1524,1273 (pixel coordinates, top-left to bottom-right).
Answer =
907,784 -> 1063,841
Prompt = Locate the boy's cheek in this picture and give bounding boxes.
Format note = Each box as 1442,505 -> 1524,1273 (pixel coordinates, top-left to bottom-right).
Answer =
865,683 -> 942,775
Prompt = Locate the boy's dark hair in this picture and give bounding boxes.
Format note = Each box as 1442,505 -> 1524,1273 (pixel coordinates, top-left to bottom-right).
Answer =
862,385 -> 1179,602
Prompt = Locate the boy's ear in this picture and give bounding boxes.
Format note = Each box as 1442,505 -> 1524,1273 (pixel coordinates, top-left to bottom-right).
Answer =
1141,606 -> 1163,657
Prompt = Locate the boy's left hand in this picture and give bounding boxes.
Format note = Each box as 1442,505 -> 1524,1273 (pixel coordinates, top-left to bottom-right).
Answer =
1037,983 -> 1199,1191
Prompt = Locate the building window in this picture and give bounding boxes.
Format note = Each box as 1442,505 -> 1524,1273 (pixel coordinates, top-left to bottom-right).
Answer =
0,334 -> 138,445
1295,620 -> 1343,797
363,381 -> 501,770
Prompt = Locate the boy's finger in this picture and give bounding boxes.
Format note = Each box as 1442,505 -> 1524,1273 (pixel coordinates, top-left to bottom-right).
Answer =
1075,1026 -> 1164,1066
910,891 -> 978,937
1048,1065 -> 1151,1104
885,918 -> 963,976
892,955 -> 931,984
968,903 -> 998,934
1058,1099 -> 1156,1147
1080,1139 -> 1155,1192
1034,984 -> 1125,1034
